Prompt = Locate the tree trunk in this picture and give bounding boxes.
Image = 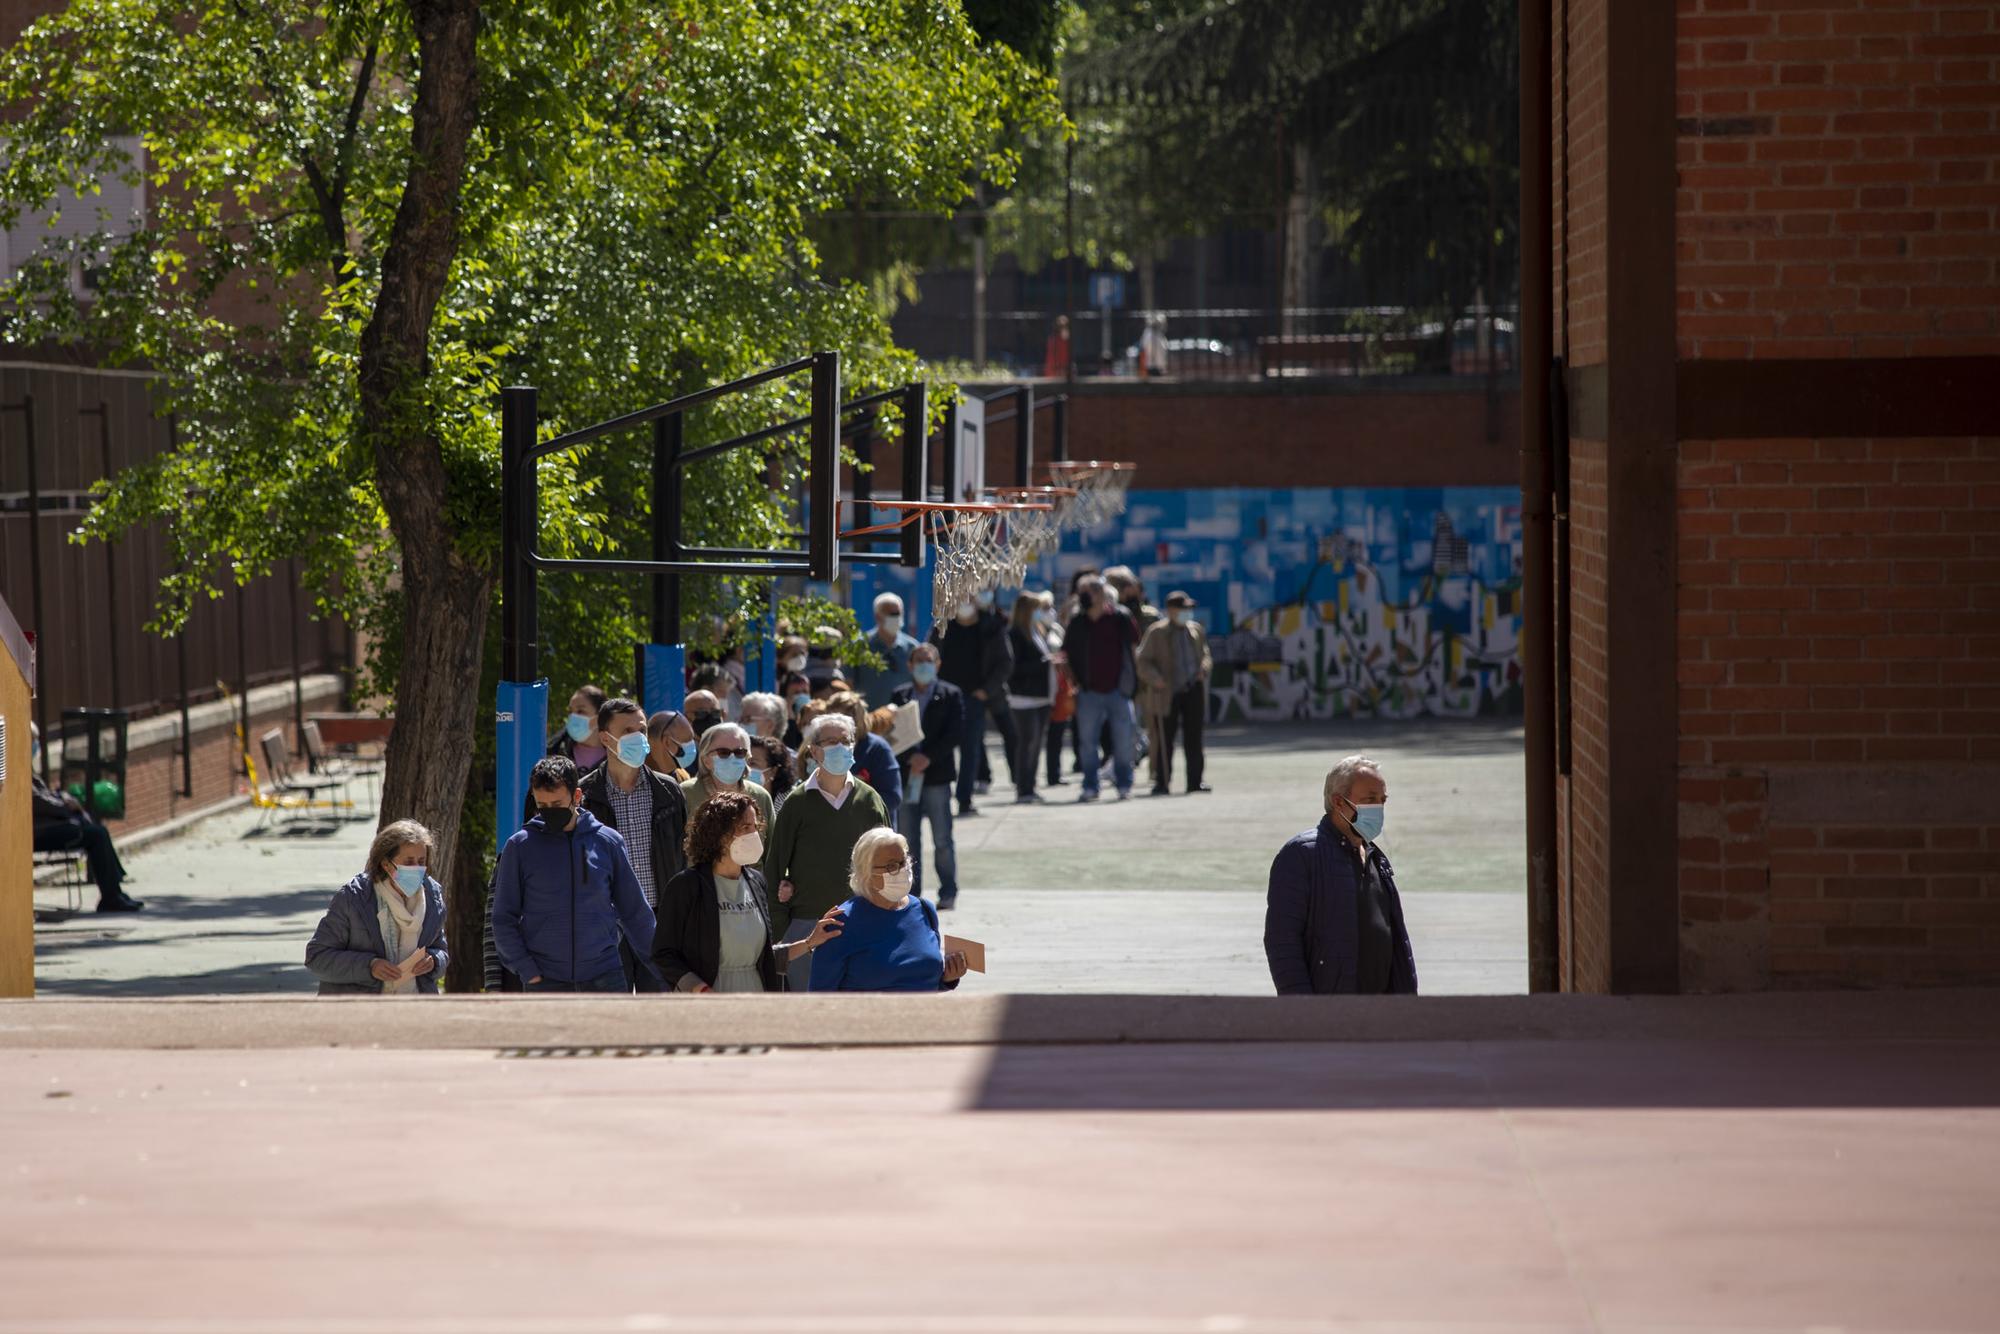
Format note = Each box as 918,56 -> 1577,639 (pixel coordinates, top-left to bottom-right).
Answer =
355,0 -> 488,896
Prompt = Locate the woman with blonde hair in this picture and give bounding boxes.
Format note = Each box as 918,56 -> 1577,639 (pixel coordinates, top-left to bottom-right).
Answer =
681,720 -> 776,835
807,827 -> 968,993
306,819 -> 448,995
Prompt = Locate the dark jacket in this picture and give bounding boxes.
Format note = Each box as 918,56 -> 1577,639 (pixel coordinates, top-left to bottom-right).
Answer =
1007,624 -> 1056,701
305,872 -> 449,996
1263,817 -> 1418,996
890,678 -> 967,785
579,761 -> 688,892
30,773 -> 78,831
491,808 -> 659,986
930,613 -> 1013,701
851,731 -> 904,825
1063,606 -> 1139,697
651,865 -> 783,994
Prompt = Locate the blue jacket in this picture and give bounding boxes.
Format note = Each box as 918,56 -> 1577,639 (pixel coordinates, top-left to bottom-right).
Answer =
492,808 -> 660,986
1263,817 -> 1418,995
851,731 -> 904,827
890,679 -> 967,785
808,893 -> 961,992
305,872 -> 448,995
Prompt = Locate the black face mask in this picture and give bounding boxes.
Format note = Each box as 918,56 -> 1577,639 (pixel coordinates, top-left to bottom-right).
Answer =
688,712 -> 723,735
534,801 -> 573,826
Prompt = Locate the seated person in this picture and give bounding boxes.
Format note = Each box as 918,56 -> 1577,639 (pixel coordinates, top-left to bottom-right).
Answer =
809,827 -> 969,993
29,724 -> 141,913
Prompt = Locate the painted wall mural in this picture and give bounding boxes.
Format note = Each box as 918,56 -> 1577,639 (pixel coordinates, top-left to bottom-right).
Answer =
843,486 -> 1524,721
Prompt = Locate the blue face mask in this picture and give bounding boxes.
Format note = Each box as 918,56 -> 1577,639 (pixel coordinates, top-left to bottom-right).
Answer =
391,864 -> 427,895
818,744 -> 854,776
790,693 -> 811,714
711,755 -> 748,785
614,733 -> 650,768
1345,801 -> 1385,842
911,662 -> 938,686
565,712 -> 594,743
676,740 -> 698,769
746,767 -> 765,787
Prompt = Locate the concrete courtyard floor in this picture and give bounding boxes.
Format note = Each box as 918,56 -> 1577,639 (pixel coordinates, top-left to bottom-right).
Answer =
32,719 -> 1529,997
2,990 -> 1998,1333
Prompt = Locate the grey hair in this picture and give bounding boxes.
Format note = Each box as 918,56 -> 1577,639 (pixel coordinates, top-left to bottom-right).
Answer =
872,591 -> 904,614
698,721 -> 751,776
366,819 -> 435,881
1323,755 -> 1382,809
739,692 -> 787,733
848,826 -> 909,894
804,712 -> 855,748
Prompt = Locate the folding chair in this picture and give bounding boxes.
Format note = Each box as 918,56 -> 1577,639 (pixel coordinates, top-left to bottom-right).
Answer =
259,728 -> 351,821
302,719 -> 376,813
32,848 -> 85,916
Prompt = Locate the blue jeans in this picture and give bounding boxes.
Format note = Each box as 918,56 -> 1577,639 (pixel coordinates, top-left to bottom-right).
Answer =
956,701 -> 987,808
525,967 -> 630,993
1074,690 -> 1136,796
901,777 -> 958,901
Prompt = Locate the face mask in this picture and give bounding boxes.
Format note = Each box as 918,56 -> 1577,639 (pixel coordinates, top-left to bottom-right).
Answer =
975,592 -> 995,610
790,692 -> 812,714
956,601 -> 976,620
728,831 -> 764,866
818,744 -> 854,776
876,866 -> 913,903
1034,608 -> 1053,624
1169,610 -> 1187,625
614,733 -> 650,768
535,800 -> 573,826
1345,801 -> 1385,842
564,713 -> 593,743
392,864 -> 427,895
689,712 -> 722,735
880,615 -> 903,636
911,662 -> 938,686
676,740 -> 698,769
711,755 -> 748,785
747,767 -> 766,788
783,655 -> 807,674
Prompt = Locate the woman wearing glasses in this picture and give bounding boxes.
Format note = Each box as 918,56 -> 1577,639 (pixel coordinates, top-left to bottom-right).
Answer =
807,827 -> 969,992
681,721 -> 776,845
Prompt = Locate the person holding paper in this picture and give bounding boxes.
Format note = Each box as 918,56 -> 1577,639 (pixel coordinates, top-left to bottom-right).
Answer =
890,642 -> 966,910
809,828 -> 968,992
305,819 -> 449,995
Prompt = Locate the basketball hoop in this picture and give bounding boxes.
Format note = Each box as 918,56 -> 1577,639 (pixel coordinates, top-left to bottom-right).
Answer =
847,499 -> 1054,610
987,485 -> 1077,557
1042,461 -> 1137,527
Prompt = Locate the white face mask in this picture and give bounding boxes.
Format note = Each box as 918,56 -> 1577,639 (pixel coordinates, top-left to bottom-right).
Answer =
880,615 -> 903,636
956,601 -> 976,619
876,866 -> 913,904
728,831 -> 764,867
783,655 -> 807,673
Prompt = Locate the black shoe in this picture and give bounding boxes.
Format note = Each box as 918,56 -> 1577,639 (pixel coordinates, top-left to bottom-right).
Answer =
1048,776 -> 1070,786
1078,790 -> 1100,803
1014,792 -> 1046,804
937,894 -> 957,912
1150,785 -> 1172,796
97,894 -> 144,914
1189,783 -> 1213,794
958,803 -> 979,818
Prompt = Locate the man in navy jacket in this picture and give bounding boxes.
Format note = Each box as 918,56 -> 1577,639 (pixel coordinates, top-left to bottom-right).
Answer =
1264,754 -> 1418,995
891,642 -> 967,909
493,756 -> 662,992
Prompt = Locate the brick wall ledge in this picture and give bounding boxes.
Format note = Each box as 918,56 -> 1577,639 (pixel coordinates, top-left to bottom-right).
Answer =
43,673 -> 345,769
963,374 -> 1518,399
2,988 -> 1995,1051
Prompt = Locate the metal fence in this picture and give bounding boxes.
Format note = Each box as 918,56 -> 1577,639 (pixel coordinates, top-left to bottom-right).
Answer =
0,361 -> 348,764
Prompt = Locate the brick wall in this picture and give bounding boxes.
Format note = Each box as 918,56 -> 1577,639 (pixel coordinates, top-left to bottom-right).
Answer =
1677,436 -> 2000,987
1559,436 -> 1614,990
1562,0 -> 1611,366
1677,0 -> 2000,358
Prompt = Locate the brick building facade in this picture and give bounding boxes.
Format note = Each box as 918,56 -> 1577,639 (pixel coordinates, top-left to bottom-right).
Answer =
1537,0 -> 2000,992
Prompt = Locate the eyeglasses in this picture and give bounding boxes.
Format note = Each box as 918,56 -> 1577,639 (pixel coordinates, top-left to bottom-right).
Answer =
874,858 -> 909,874
710,747 -> 749,759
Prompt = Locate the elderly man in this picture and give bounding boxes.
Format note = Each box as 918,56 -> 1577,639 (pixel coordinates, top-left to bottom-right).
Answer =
1136,590 -> 1213,795
890,641 -> 965,910
1061,573 -> 1140,802
682,689 -> 725,739
645,708 -> 699,782
852,591 -> 920,708
766,711 -> 890,989
1263,755 -> 1418,995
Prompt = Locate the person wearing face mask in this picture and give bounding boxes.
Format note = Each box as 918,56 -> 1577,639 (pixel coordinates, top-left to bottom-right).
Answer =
750,735 -> 798,812
576,698 -> 688,991
808,827 -> 970,992
1264,755 -> 1417,996
1037,590 -> 1074,789
1060,574 -> 1141,802
681,721 -> 776,847
1135,591 -> 1214,796
547,684 -> 609,773
682,689 -> 726,740
306,820 -> 448,995
779,671 -> 814,750
739,692 -> 789,744
493,756 -> 663,993
29,724 -> 143,913
826,691 -> 902,830
1005,591 -> 1059,805
652,791 -> 846,993
850,591 -> 919,708
889,642 -> 965,909
928,589 -> 1013,817
645,708 -> 700,782
968,588 -> 1022,798
765,712 -> 890,990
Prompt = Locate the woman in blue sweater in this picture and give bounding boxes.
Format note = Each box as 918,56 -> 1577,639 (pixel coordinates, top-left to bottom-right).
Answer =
809,827 -> 969,992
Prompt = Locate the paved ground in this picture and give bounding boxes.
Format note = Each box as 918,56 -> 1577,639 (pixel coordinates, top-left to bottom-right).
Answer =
2,991 -> 1998,1333
32,720 -> 1528,997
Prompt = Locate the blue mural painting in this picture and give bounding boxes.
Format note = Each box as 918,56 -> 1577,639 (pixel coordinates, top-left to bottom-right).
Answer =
840,486 -> 1524,721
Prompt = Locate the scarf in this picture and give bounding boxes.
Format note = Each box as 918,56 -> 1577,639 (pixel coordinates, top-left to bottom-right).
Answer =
374,878 -> 428,995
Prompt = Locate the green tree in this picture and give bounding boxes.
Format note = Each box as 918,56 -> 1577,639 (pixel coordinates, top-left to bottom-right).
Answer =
0,0 -> 1056,984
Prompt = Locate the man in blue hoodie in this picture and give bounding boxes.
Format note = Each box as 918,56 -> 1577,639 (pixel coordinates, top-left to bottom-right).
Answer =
492,756 -> 662,992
